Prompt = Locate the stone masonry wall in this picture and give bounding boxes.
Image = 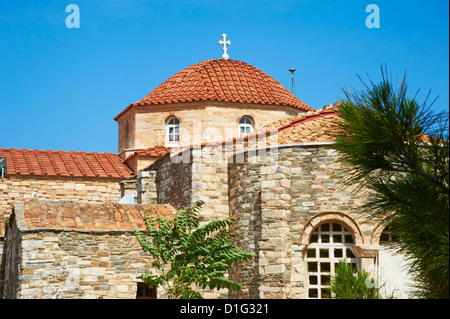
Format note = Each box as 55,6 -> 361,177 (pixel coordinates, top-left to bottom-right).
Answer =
2,205 -> 229,299
134,146 -> 231,222
228,144 -> 382,299
1,175 -> 123,226
151,152 -> 193,211
0,174 -> 124,293
3,223 -> 155,299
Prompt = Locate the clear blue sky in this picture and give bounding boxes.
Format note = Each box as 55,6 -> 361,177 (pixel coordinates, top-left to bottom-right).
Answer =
0,0 -> 448,153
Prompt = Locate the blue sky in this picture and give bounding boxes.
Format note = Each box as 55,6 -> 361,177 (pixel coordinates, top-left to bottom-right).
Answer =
0,0 -> 448,153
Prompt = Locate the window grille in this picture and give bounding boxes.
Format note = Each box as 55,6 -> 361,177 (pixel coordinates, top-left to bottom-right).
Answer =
306,222 -> 359,299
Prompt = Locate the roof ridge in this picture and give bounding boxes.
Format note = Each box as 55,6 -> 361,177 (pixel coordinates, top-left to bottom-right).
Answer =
49,151 -> 63,176
199,60 -> 220,101
212,59 -> 233,102
244,61 -> 274,105
23,149 -> 36,176
70,151 -> 87,177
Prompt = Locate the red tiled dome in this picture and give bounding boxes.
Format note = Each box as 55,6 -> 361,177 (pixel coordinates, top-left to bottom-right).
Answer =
114,59 -> 312,120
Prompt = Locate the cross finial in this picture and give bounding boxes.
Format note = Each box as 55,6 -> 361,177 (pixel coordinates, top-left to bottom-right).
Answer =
218,33 -> 231,60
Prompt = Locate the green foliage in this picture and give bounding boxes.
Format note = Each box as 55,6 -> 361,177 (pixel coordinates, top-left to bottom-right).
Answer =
134,200 -> 255,299
334,67 -> 449,299
331,260 -> 384,299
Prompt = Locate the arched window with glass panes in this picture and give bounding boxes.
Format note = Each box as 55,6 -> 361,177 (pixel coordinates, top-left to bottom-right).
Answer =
166,116 -> 180,144
305,221 -> 359,299
238,117 -> 254,137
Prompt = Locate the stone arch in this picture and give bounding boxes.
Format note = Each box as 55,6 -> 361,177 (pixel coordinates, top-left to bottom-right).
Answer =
370,214 -> 394,245
235,113 -> 256,124
165,114 -> 181,124
299,212 -> 365,247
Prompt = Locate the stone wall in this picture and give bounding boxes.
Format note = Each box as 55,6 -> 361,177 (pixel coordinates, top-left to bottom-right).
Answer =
0,174 -> 125,293
0,175 -> 123,223
3,226 -> 154,299
117,101 -> 302,154
150,151 -> 193,210
228,144 -> 384,299
2,202 -> 228,299
118,142 -> 412,299
130,146 -> 231,222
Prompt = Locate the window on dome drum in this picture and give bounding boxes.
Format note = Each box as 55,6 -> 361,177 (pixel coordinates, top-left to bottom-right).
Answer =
136,282 -> 157,299
239,117 -> 254,137
306,222 -> 359,299
167,117 -> 180,143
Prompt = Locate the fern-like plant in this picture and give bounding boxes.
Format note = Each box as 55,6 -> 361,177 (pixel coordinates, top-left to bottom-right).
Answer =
134,200 -> 255,299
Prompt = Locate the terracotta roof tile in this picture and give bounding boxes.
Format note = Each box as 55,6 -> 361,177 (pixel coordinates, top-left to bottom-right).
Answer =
273,110 -> 342,144
14,200 -> 175,231
123,145 -> 171,162
114,59 -> 312,120
0,148 -> 133,178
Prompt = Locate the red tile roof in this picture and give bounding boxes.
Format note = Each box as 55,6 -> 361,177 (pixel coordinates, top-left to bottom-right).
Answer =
0,148 -> 133,178
123,145 -> 171,162
226,109 -> 341,146
114,59 -> 312,120
274,110 -> 341,144
15,200 -> 175,231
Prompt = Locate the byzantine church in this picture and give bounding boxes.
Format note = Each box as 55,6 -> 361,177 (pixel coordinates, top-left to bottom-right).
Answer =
0,35 -> 415,299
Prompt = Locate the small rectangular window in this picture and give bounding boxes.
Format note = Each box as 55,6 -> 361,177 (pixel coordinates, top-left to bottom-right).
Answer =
320,275 -> 331,286
321,234 -> 330,243
320,262 -> 331,272
309,275 -> 318,285
136,282 -> 157,299
334,248 -> 343,258
333,234 -> 342,243
332,223 -> 341,231
308,288 -> 318,298
308,262 -> 318,272
319,248 -> 329,258
307,248 -> 316,258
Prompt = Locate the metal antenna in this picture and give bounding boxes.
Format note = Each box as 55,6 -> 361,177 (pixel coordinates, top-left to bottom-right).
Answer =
288,60 -> 296,94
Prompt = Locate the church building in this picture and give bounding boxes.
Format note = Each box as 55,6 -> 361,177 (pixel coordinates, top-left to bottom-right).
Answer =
0,35 -> 415,299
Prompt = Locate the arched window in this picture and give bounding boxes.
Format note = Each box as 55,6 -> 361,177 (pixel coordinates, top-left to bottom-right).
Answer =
379,225 -> 400,246
305,222 -> 359,299
239,117 -> 254,137
166,117 -> 180,143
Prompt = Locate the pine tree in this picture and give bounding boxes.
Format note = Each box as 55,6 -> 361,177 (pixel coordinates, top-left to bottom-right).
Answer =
331,260 -> 384,299
334,68 -> 449,299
